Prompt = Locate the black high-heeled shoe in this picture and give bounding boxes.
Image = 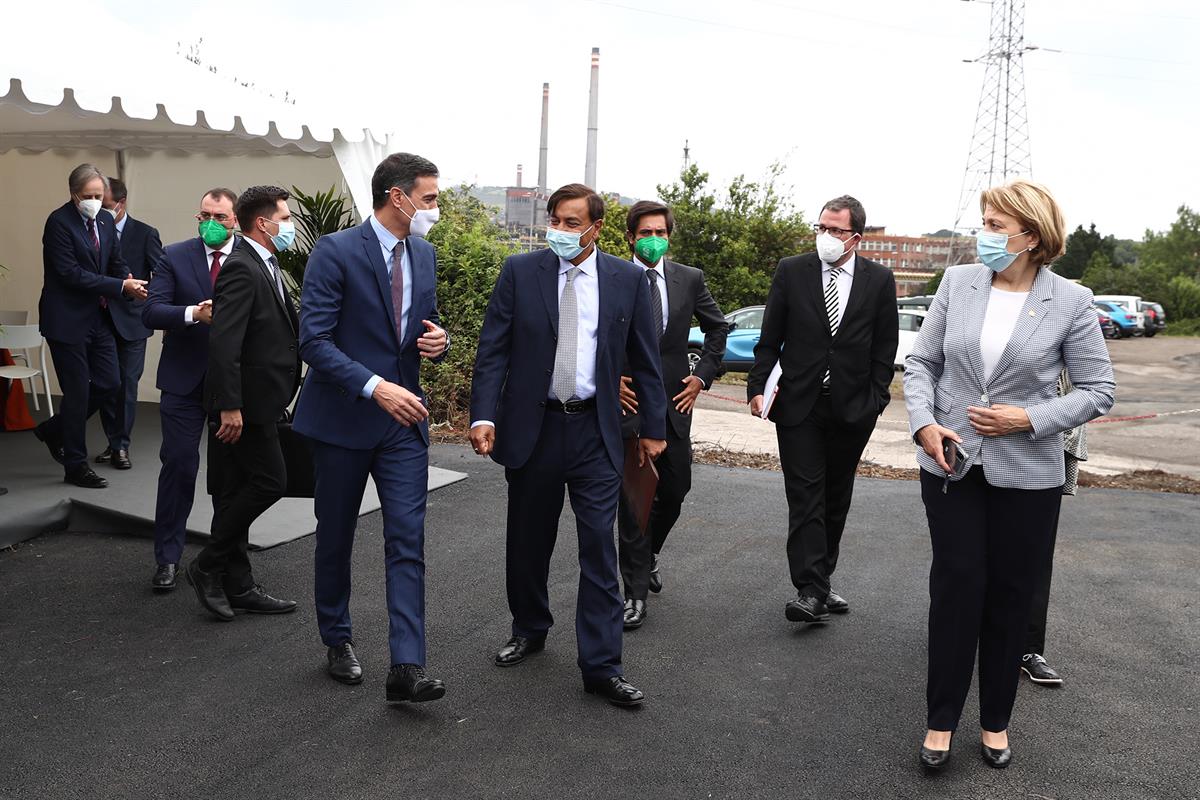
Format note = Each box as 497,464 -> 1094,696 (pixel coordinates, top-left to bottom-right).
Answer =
981,742 -> 1012,769
919,734 -> 953,771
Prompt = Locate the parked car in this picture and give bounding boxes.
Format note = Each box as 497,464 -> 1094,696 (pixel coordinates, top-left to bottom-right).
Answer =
897,295 -> 936,311
1094,295 -> 1144,330
1093,301 -> 1141,338
1140,301 -> 1167,336
688,305 -> 762,373
896,309 -> 927,368
1094,308 -> 1117,339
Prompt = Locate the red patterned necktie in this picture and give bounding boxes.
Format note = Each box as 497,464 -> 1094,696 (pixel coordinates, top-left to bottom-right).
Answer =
210,251 -> 223,288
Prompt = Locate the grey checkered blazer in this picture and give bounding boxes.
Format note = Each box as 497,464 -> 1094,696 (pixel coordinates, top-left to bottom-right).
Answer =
904,264 -> 1115,490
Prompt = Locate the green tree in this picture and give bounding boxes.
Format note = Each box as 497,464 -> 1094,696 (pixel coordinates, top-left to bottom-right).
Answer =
1056,223 -> 1115,280
596,195 -> 630,258
657,163 -> 813,311
924,269 -> 944,295
1139,205 -> 1200,282
422,186 -> 519,426
276,185 -> 356,299
1162,274 -> 1200,320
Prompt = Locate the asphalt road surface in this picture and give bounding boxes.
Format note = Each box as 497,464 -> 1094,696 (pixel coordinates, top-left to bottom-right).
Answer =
1,445 -> 1197,800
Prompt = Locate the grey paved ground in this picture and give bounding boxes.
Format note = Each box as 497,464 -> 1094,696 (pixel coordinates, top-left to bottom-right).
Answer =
1,444 -> 1197,800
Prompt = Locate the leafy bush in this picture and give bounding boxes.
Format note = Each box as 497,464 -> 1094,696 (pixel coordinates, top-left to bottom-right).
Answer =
276,185 -> 355,300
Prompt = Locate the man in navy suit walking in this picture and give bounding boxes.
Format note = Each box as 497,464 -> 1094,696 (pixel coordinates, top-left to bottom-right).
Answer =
469,183 -> 667,707
141,188 -> 239,590
34,164 -> 148,489
96,177 -> 163,471
294,153 -> 450,703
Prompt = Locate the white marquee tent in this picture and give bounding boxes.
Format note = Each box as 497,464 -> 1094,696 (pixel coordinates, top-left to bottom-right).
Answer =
0,16 -> 395,402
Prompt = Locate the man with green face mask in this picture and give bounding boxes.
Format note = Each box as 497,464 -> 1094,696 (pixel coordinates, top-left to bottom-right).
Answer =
140,188 -> 239,592
616,200 -> 728,630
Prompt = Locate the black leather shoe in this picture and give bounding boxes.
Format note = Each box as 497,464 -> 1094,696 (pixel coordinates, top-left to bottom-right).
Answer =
185,560 -> 234,621
920,744 -> 952,771
386,664 -> 445,703
495,635 -> 546,667
34,422 -> 65,465
785,595 -> 830,623
64,466 -> 108,489
95,447 -> 112,463
327,642 -> 364,685
583,675 -> 644,707
1021,653 -> 1063,686
111,449 -> 132,470
228,585 -> 298,615
623,598 -> 647,630
648,555 -> 663,594
981,743 -> 1012,769
826,590 -> 850,614
152,563 -> 178,591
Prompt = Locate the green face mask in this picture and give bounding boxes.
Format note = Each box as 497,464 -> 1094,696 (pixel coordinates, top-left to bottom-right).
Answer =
198,219 -> 231,248
634,235 -> 669,265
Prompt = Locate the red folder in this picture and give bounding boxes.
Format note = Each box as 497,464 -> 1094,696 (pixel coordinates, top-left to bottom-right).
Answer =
623,438 -> 660,536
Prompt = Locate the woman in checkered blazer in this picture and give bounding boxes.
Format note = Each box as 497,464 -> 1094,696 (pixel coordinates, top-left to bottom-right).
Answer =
903,180 -> 1115,771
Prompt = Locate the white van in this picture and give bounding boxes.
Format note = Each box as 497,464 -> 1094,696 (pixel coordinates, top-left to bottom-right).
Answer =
1094,295 -> 1144,328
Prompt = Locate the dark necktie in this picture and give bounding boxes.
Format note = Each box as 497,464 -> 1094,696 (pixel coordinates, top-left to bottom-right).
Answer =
390,241 -> 405,343
647,270 -> 664,339
210,251 -> 222,288
86,218 -> 99,250
823,266 -> 844,386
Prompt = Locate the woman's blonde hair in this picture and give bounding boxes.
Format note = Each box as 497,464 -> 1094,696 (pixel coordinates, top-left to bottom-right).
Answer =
979,179 -> 1066,268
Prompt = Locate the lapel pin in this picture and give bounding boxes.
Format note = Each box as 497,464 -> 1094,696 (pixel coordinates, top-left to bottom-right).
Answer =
1028,310 -> 1036,316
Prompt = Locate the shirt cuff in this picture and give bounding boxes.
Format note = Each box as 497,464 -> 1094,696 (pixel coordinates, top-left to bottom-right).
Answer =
362,375 -> 383,399
184,305 -> 196,325
470,420 -> 495,429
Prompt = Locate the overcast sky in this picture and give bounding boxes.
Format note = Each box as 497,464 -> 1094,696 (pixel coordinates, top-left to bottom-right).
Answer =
14,0 -> 1200,240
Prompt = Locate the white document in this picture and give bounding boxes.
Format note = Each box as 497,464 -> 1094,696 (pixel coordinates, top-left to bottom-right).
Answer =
761,360 -> 783,419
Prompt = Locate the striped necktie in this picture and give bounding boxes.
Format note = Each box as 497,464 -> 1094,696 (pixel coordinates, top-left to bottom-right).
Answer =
823,266 -> 843,386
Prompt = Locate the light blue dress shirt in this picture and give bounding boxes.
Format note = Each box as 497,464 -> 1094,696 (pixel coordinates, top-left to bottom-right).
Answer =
362,213 -> 413,399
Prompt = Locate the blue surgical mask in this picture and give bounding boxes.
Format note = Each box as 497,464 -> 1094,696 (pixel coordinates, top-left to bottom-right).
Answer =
546,224 -> 594,260
976,230 -> 1029,273
264,218 -> 296,252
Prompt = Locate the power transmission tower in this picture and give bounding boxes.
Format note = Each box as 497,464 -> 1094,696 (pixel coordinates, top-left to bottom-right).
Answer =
681,139 -> 691,173
947,0 -> 1043,263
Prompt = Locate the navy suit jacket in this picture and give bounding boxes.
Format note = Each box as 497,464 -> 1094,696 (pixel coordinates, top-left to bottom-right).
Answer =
106,214 -> 163,341
142,237 -> 218,395
39,201 -> 128,344
294,220 -> 446,449
470,248 -> 667,473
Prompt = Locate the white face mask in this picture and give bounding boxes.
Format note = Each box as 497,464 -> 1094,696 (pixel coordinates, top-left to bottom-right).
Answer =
77,198 -> 103,220
816,231 -> 856,264
394,188 -> 440,238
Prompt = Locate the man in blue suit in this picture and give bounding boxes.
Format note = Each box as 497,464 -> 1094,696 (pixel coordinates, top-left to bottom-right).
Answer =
35,164 -> 148,489
95,177 -> 163,471
141,187 -> 239,591
294,153 -> 450,703
469,183 -> 667,708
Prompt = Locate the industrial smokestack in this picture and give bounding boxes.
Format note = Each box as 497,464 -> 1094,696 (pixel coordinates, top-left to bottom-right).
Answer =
516,163 -> 523,188
584,47 -> 599,189
538,82 -> 549,196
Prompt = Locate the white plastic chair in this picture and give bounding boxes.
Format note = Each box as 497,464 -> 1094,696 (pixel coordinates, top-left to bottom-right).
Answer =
0,324 -> 53,414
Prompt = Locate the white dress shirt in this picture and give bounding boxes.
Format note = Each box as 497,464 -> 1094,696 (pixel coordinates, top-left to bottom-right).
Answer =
186,233 -> 237,325
821,252 -> 856,327
552,247 -> 600,400
361,214 -> 415,399
980,287 -> 1029,381
633,255 -> 669,334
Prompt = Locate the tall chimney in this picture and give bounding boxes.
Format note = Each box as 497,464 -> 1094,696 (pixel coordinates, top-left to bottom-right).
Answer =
516,163 -> 523,188
584,47 -> 599,189
537,82 -> 549,196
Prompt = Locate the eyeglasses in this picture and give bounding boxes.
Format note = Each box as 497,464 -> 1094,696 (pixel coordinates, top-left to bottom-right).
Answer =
196,212 -> 232,223
814,224 -> 857,238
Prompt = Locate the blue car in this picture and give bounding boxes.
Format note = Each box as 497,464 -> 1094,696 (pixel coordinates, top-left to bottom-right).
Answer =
1093,301 -> 1140,338
688,305 -> 763,373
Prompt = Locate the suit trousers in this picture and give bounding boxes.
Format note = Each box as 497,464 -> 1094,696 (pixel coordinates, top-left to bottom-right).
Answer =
1025,501 -> 1062,656
44,313 -> 120,471
199,421 -> 285,593
505,408 -> 624,680
153,384 -> 210,566
618,427 -> 692,600
312,421 -> 429,666
921,466 -> 1062,732
99,333 -> 148,451
775,393 -> 875,600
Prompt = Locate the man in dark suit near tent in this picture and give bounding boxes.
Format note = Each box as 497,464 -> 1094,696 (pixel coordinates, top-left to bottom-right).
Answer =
34,163 -> 148,489
142,187 -> 238,591
96,177 -> 163,471
469,183 -> 667,708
